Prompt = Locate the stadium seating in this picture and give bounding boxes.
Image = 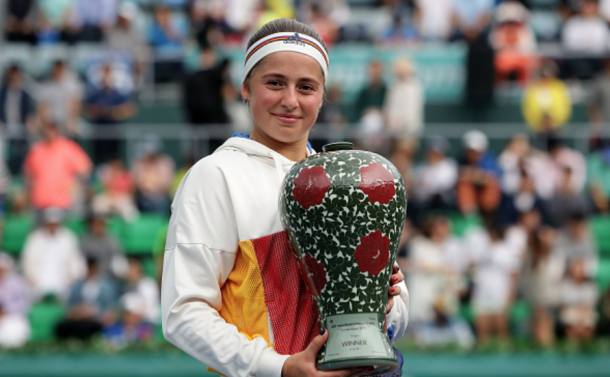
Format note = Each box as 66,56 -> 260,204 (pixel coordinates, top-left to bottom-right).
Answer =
596,258 -> 610,291
591,216 -> 610,255
120,214 -> 168,255
1,215 -> 35,256
28,302 -> 65,343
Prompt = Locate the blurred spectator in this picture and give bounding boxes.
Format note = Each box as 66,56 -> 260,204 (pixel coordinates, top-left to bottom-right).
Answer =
92,158 -> 139,221
506,208 -> 541,264
106,2 -> 150,90
317,84 -> 346,130
559,0 -> 583,20
21,208 -> 86,301
554,213 -> 598,278
588,59 -> 610,137
4,0 -> 37,44
413,0 -> 454,41
490,1 -> 538,84
0,253 -> 32,348
586,142 -> 610,213
84,63 -> 136,164
23,121 -> 91,213
469,221 -> 520,345
122,258 -> 159,324
103,292 -> 155,346
562,0 -> 608,56
182,48 -> 231,153
411,136 -> 458,218
379,13 -> 419,46
451,0 -> 494,42
521,61 -> 572,133
149,3 -> 188,83
37,0 -> 73,44
55,258 -> 118,341
521,226 -> 564,347
0,159 -> 10,221
384,58 -> 424,136
545,167 -> 592,227
306,3 -> 339,46
67,0 -> 118,43
0,64 -> 36,175
356,60 -> 387,123
189,0 -> 228,49
406,216 -> 455,327
131,136 -> 175,214
559,258 -> 599,343
413,301 -> 475,350
457,130 -> 503,215
37,60 -> 84,138
80,213 -> 127,279
389,137 -> 418,196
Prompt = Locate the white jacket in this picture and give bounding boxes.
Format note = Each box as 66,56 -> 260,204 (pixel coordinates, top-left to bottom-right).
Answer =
161,137 -> 409,377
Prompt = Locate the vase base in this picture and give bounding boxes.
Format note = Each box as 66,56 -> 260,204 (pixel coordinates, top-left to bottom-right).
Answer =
317,358 -> 397,375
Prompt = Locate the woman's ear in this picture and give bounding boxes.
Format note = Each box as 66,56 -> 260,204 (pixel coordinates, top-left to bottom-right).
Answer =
241,82 -> 250,103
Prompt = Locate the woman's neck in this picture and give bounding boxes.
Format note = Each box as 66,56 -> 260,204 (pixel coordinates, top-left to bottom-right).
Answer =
250,129 -> 309,162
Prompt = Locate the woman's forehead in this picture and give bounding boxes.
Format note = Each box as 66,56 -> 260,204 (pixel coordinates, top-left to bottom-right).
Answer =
251,51 -> 325,82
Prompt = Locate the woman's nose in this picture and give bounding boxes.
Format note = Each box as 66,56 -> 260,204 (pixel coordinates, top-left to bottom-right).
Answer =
281,87 -> 298,109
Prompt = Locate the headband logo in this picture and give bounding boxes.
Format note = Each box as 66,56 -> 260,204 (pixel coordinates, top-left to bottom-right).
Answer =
283,33 -> 305,47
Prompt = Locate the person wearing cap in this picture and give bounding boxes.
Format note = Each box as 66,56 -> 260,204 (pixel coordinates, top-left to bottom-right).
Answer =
103,292 -> 154,346
457,130 -> 503,215
161,19 -> 408,377
0,252 -> 32,348
412,136 -> 458,220
21,207 -> 86,301
23,120 -> 91,216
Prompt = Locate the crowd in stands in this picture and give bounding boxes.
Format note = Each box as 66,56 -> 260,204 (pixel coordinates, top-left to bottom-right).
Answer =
1,0 -> 610,352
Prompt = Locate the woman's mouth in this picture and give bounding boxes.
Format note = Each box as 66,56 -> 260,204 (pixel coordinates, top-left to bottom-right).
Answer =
273,113 -> 301,124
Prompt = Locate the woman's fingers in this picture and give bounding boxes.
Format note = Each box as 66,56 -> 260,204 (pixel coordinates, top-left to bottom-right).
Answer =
390,264 -> 405,285
388,285 -> 401,296
386,296 -> 395,314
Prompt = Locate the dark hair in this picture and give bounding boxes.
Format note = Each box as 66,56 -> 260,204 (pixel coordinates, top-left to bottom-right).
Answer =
244,18 -> 328,86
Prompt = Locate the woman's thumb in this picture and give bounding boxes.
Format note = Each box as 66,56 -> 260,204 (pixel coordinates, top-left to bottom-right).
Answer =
305,329 -> 328,357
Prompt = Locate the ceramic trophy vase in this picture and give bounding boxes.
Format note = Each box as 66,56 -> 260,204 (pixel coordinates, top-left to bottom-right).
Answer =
279,142 -> 407,374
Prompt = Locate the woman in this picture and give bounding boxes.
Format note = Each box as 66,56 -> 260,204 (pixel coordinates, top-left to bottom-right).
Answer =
161,19 -> 409,377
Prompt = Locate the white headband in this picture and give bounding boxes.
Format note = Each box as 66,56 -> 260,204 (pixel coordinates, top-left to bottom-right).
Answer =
242,32 -> 329,85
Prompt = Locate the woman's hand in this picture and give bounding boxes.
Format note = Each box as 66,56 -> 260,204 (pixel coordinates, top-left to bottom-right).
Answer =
386,264 -> 404,314
282,330 -> 372,377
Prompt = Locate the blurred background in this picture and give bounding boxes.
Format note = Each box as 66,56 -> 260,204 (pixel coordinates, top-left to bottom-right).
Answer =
1,0 -> 610,376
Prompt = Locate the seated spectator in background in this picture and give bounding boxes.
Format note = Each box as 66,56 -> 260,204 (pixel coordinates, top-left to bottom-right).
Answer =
21,208 -> 86,301
67,0 -> 118,43
450,0 -> 494,42
587,142 -> 610,213
104,292 -> 154,346
23,121 -> 91,214
56,258 -> 118,342
522,61 -> 571,134
469,221 -> 520,345
559,258 -> 599,343
413,0 -> 455,41
84,63 -> 136,165
457,130 -> 503,215
37,0 -> 74,44
4,0 -> 37,44
414,300 -> 475,350
37,60 -> 84,137
545,167 -> 592,228
106,2 -> 150,90
587,60 -> 610,141
306,3 -> 339,46
411,136 -> 458,220
0,253 -> 31,348
546,137 -> 587,195
384,58 -> 424,137
356,60 -> 387,124
506,208 -> 541,268
379,13 -> 419,46
407,216 -> 457,327
389,137 -> 418,197
521,226 -> 564,347
92,158 -> 139,221
562,0 -> 608,78
149,4 -> 188,83
0,159 -> 10,221
80,213 -> 127,279
0,64 -> 36,175
554,213 -> 598,278
490,1 -> 538,84
122,258 -> 159,324
131,136 -> 175,214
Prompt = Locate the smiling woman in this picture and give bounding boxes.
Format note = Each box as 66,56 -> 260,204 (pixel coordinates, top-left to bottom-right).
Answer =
160,18 -> 408,377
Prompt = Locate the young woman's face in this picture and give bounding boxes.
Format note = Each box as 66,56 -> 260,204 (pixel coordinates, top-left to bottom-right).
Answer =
242,51 -> 325,147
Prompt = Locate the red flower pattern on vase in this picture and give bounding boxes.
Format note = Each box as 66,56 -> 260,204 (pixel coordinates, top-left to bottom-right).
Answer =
293,166 -> 332,209
302,254 -> 328,295
359,163 -> 396,205
354,230 -> 391,276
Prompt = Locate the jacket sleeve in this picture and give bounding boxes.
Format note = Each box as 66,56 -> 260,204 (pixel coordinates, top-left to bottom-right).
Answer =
385,279 -> 409,344
161,160 -> 289,377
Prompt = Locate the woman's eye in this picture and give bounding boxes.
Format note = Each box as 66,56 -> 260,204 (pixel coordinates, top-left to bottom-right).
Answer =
300,85 -> 314,91
267,81 -> 281,86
